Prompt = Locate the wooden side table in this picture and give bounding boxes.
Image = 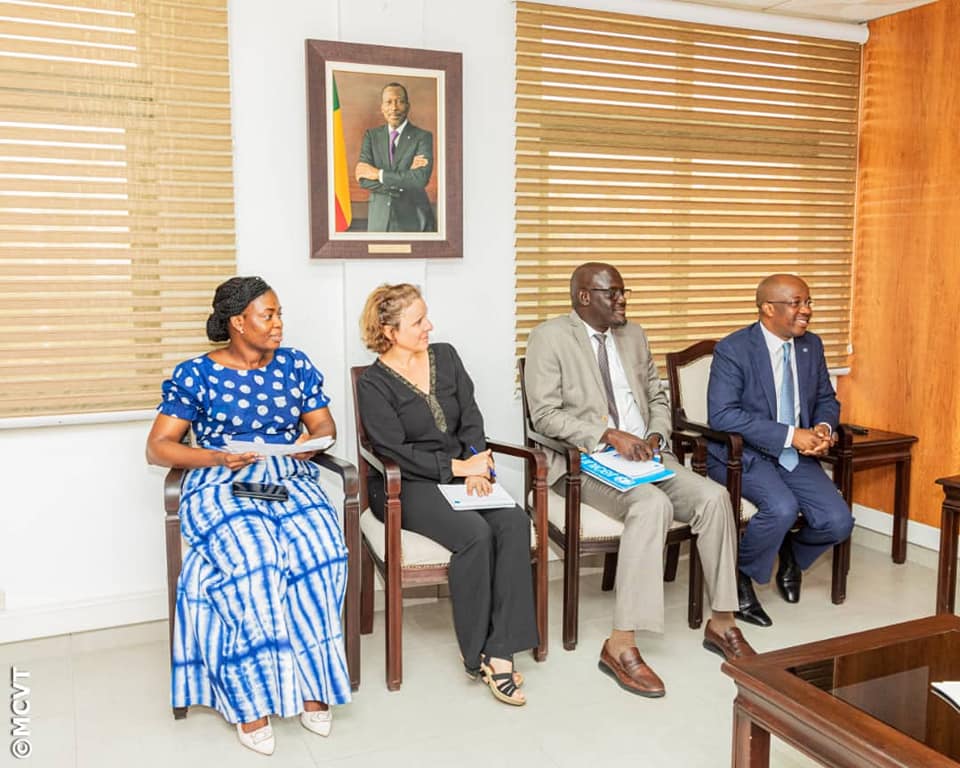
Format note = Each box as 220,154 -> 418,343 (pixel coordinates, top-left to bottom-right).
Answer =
935,475 -> 960,615
833,427 -> 918,564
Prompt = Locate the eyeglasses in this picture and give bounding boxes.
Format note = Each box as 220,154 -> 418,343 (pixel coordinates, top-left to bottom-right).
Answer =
766,299 -> 814,309
588,288 -> 632,300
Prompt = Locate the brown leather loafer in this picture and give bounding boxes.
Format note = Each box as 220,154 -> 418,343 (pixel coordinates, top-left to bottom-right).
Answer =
702,622 -> 757,661
598,640 -> 665,697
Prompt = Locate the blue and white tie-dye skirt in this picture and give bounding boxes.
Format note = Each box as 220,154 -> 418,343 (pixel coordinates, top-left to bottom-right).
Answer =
171,455 -> 351,723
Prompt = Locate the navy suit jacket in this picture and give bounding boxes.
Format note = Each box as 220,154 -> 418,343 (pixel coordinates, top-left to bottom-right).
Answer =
706,322 -> 839,470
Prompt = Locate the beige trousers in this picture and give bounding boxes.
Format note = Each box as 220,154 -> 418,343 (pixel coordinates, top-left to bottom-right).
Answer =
558,455 -> 738,633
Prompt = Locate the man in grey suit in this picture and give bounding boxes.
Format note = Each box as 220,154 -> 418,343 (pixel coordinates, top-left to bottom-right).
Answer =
354,82 -> 436,233
524,262 -> 754,697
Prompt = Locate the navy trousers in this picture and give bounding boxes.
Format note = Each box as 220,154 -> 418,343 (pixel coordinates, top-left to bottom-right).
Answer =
708,454 -> 854,584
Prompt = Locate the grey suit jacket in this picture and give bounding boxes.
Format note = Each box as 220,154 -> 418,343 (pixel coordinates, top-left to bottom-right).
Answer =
358,121 -> 436,232
524,311 -> 672,485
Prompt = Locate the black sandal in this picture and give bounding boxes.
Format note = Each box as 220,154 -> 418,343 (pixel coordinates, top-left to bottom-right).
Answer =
462,654 -> 523,686
479,655 -> 526,706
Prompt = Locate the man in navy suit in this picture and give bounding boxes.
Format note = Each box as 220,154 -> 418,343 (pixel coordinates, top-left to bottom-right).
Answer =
707,274 -> 853,627
355,82 -> 436,233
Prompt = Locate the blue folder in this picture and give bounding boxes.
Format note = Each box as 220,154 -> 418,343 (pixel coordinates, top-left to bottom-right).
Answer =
579,452 -> 675,491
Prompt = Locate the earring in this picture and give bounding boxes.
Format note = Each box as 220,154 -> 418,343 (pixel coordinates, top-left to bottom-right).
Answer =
240,328 -> 245,334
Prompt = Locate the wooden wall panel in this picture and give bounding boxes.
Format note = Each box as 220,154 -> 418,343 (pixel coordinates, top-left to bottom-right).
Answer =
837,0 -> 960,527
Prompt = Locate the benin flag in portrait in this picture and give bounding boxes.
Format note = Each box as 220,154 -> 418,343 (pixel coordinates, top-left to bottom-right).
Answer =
332,76 -> 352,231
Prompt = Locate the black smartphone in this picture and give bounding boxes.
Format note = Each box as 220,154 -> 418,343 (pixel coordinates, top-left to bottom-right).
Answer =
232,481 -> 289,502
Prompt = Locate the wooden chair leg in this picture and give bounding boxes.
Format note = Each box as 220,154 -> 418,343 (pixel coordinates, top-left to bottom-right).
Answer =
165,517 -> 186,720
345,547 -> 360,693
360,544 -> 374,635
664,541 -> 681,582
385,564 -> 403,691
831,538 -> 849,605
688,536 -> 703,629
532,561 -> 548,662
601,551 -> 617,591
562,542 -> 580,651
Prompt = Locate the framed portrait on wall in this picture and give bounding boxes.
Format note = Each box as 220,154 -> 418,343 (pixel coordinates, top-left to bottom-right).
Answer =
305,40 -> 462,259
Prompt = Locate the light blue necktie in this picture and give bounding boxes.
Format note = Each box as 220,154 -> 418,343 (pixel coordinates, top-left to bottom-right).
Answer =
778,342 -> 799,471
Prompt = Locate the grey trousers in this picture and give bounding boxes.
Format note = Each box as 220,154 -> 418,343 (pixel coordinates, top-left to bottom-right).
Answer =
557,454 -> 738,633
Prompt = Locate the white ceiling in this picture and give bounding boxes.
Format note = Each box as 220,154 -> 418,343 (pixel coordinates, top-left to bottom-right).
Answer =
689,0 -> 938,23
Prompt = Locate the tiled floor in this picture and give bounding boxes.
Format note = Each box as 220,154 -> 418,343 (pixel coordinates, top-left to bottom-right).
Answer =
0,535 -> 941,768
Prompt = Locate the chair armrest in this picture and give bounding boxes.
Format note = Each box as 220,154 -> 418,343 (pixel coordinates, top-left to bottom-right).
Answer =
311,453 -> 359,499
486,438 -> 547,476
163,467 -> 184,517
357,443 -> 403,498
524,428 -> 581,475
674,415 -> 744,451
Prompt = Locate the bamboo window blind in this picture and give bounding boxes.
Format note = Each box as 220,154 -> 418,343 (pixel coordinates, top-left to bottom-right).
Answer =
515,2 -> 860,369
0,0 -> 236,419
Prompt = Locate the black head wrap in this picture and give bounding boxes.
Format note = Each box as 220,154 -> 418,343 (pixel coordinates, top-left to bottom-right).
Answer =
206,276 -> 272,342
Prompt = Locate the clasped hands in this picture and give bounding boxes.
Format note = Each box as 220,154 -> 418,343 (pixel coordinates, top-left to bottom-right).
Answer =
602,429 -> 661,462
354,154 -> 429,182
451,449 -> 496,497
792,424 -> 836,457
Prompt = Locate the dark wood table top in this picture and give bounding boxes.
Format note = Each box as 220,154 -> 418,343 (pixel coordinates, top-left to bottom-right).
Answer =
724,614 -> 960,766
938,475 -> 960,491
847,426 -> 918,447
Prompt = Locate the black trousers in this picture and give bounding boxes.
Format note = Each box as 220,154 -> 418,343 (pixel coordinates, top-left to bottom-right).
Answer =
368,476 -> 539,666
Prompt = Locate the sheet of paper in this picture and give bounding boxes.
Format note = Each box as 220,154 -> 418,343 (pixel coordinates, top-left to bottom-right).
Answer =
589,451 -> 667,479
223,435 -> 334,457
931,681 -> 960,712
438,483 -> 518,510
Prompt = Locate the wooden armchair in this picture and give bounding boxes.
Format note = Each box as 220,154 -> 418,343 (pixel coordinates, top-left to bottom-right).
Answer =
665,339 -> 853,605
163,452 -> 361,719
517,357 -> 704,652
350,365 -> 549,692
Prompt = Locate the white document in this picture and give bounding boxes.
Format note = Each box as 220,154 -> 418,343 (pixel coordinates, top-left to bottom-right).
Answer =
438,483 -> 518,510
931,681 -> 960,712
223,435 -> 334,457
590,451 -> 669,479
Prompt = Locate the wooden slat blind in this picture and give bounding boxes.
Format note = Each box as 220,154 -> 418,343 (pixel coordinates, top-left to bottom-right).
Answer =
515,2 -> 860,369
0,0 -> 236,418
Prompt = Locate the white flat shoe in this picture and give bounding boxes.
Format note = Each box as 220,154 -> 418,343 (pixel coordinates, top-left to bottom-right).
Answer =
300,708 -> 332,737
236,721 -> 275,755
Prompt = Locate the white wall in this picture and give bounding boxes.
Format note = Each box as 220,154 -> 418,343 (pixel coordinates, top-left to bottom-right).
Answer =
0,0 -> 871,643
0,0 -> 521,644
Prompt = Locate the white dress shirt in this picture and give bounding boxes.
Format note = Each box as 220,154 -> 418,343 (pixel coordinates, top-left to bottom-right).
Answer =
581,318 -> 647,439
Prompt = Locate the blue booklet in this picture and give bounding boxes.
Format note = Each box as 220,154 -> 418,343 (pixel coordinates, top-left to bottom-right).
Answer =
579,451 -> 675,491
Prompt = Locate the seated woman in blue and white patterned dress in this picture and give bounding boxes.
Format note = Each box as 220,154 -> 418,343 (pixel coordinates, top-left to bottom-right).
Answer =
146,276 -> 351,756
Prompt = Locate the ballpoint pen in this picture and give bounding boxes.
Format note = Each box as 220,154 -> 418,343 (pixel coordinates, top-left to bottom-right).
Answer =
469,445 -> 496,479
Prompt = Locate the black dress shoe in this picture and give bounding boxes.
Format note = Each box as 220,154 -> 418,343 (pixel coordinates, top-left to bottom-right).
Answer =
735,569 -> 772,627
776,534 -> 802,604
